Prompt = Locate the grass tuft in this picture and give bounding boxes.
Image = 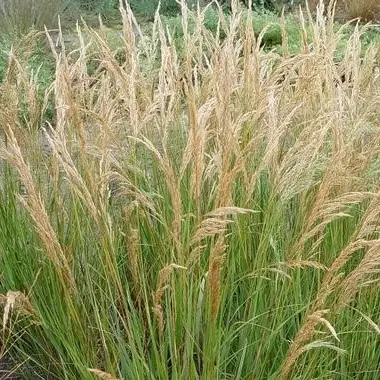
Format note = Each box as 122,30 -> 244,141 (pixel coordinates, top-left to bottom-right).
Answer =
0,1 -> 379,379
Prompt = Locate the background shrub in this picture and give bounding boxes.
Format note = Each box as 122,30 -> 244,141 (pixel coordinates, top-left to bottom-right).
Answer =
0,0 -> 69,35
129,0 -> 184,19
72,0 -> 119,19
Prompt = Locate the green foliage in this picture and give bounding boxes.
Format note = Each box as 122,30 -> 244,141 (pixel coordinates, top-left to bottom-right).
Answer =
129,0 -> 180,18
72,0 -> 119,19
164,7 -> 303,55
246,10 -> 304,53
241,0 -> 303,12
0,34 -> 55,124
74,0 -> 118,10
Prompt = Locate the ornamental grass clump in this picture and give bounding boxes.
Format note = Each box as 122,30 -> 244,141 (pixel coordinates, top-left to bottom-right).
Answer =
0,1 -> 379,379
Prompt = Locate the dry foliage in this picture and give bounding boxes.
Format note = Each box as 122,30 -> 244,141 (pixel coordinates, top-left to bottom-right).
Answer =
87,368 -> 119,380
342,0 -> 380,21
308,0 -> 380,21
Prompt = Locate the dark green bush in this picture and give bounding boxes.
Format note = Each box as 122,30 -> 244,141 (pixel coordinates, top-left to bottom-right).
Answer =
128,0 -> 180,19
127,0 -> 304,20
242,0 -> 304,12
73,0 -> 118,12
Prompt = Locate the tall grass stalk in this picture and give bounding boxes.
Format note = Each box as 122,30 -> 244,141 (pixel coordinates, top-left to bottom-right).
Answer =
0,0 -> 379,378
